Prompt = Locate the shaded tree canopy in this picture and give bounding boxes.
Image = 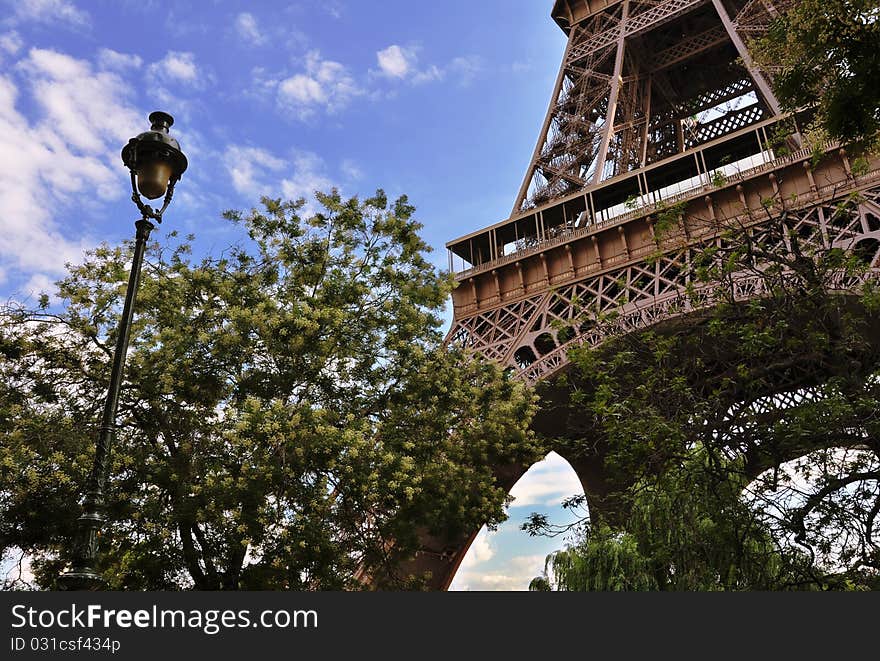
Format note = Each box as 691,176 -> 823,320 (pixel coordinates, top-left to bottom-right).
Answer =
0,190 -> 543,590
753,0 -> 880,149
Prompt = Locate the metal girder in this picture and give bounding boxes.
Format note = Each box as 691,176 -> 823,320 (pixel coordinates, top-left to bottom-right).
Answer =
711,0 -> 782,115
592,0 -> 630,185
567,0 -> 708,64
513,0 -> 794,211
454,150 -> 880,385
651,25 -> 728,71
538,161 -> 587,187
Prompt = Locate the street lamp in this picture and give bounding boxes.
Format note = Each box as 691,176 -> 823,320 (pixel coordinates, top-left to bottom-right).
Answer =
57,111 -> 187,590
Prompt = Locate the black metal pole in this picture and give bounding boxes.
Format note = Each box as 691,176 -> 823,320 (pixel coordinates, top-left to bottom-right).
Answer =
58,218 -> 155,591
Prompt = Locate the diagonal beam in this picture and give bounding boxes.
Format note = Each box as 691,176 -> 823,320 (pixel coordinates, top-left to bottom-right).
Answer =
538,161 -> 587,187
592,0 -> 630,185
651,25 -> 728,71
512,28 -> 580,214
567,0 -> 708,63
710,0 -> 781,116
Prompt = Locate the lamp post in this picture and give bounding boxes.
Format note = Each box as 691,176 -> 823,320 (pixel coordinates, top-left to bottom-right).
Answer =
57,111 -> 187,591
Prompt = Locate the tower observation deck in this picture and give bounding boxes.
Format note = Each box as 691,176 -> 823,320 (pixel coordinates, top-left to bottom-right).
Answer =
444,0 -> 880,386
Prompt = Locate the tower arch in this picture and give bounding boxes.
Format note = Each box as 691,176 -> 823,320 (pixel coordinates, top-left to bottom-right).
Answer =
448,451 -> 587,590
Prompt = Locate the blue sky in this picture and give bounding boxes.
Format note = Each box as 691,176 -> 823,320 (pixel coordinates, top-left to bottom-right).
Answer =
0,0 -> 585,590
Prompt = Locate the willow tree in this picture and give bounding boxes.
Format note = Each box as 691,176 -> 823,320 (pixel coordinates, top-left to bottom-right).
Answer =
0,190 -> 542,590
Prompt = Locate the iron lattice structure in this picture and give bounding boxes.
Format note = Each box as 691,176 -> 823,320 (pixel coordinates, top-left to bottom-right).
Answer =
445,0 -> 880,387
450,177 -> 880,386
512,0 -> 787,211
379,0 -> 880,590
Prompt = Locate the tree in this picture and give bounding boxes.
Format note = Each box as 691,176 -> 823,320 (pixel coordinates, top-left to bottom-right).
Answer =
526,195 -> 880,590
529,450 -> 823,591
0,190 -> 543,590
753,0 -> 880,149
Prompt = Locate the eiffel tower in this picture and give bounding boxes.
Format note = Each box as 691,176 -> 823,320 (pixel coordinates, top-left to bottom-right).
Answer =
389,0 -> 880,589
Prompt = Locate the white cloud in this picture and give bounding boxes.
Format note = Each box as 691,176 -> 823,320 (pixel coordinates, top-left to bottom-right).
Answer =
223,145 -> 286,196
279,74 -> 325,105
0,48 -> 143,291
460,528 -> 495,569
22,272 -> 55,299
377,45 -> 415,79
19,48 -> 142,155
231,14 -> 307,52
97,48 -> 142,71
374,45 -> 481,86
509,452 -> 584,507
144,51 -> 208,120
149,51 -> 201,86
256,45 -> 481,121
0,31 -> 23,56
11,0 -> 89,27
235,12 -> 266,46
449,55 -> 484,87
451,553 -> 546,591
222,144 -> 337,213
281,151 -> 335,203
375,44 -> 442,84
340,158 -> 362,181
322,1 -> 344,19
248,66 -> 277,100
276,50 -> 361,119
411,65 -> 443,85
511,60 -> 534,74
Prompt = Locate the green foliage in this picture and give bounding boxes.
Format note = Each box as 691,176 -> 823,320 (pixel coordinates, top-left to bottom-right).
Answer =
533,451 -> 816,591
851,156 -> 871,177
538,527 -> 657,591
710,171 -> 727,188
753,0 -> 880,150
766,119 -> 798,157
0,190 -> 543,590
653,200 -> 687,238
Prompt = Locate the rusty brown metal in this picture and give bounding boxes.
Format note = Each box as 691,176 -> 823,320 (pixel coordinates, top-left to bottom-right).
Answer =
451,146 -> 880,387
511,0 -> 793,212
